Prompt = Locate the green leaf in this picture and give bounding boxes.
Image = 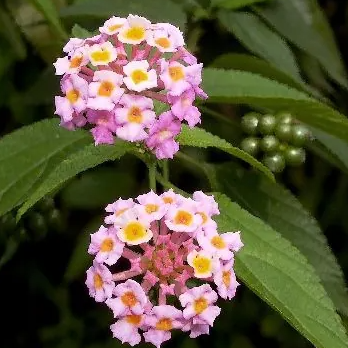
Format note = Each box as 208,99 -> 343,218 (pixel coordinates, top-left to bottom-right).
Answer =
212,0 -> 268,9
254,0 -> 348,89
214,193 -> 348,348
29,0 -> 68,40
71,24 -> 93,38
202,68 -> 348,142
0,119 -> 91,218
18,141 -> 135,219
218,11 -> 301,80
211,53 -> 319,97
60,0 -> 187,30
0,7 -> 26,60
177,125 -> 275,180
216,163 -> 348,316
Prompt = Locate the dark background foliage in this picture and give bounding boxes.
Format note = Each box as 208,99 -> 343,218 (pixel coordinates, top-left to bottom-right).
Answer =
1,0 -> 348,347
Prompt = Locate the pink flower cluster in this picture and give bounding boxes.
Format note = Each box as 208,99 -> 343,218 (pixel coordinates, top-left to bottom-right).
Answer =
54,14 -> 207,159
86,190 -> 243,347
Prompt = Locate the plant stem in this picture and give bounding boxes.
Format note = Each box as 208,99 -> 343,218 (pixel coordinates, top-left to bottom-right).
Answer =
148,161 -> 157,191
162,160 -> 169,181
155,173 -> 188,197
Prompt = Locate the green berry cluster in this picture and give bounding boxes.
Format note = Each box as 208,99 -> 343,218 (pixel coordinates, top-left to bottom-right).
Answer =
240,112 -> 309,173
0,197 -> 65,247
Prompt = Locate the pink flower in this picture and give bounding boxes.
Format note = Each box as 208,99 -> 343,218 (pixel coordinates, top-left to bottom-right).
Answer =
187,250 -> 217,278
123,60 -> 157,92
144,305 -> 183,348
223,231 -> 244,252
105,198 -> 135,225
88,226 -> 124,265
146,111 -> 181,159
160,60 -> 191,96
197,229 -> 234,261
115,94 -> 155,141
85,262 -> 115,302
87,109 -> 118,145
110,314 -> 145,346
160,188 -> 181,205
147,23 -> 184,53
182,322 -> 210,338
193,191 -> 220,216
99,16 -> 126,35
136,190 -> 168,221
179,284 -> 221,326
87,70 -> 124,111
53,47 -> 88,75
168,89 -> 201,127
55,75 -> 88,123
106,279 -> 148,317
214,261 -> 239,300
63,37 -> 85,54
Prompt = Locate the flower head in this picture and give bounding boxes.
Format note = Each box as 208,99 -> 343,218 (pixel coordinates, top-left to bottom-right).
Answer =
54,13 -> 207,159
85,191 -> 243,346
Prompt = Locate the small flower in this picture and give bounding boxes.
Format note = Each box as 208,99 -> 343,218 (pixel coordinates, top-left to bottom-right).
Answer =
88,226 -> 124,265
147,23 -> 184,53
88,41 -> 118,66
146,111 -> 181,159
193,191 -> 220,216
100,16 -> 126,35
187,250 -> 216,278
114,208 -> 153,245
179,284 -> 221,326
144,305 -> 183,348
106,279 -> 148,317
136,190 -> 169,221
223,231 -> 244,252
87,109 -> 118,145
55,75 -> 88,123
110,314 -> 145,346
87,70 -> 124,111
160,188 -> 181,205
85,262 -> 115,302
53,47 -> 88,75
123,60 -> 157,92
63,37 -> 85,54
105,198 -> 135,225
115,94 -> 156,141
214,261 -> 239,300
118,14 -> 151,45
160,60 -> 191,96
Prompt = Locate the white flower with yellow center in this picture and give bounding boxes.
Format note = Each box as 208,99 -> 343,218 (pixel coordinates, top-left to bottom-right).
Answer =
114,208 -> 153,245
123,60 -> 157,92
88,41 -> 117,66
187,250 -> 216,278
118,15 -> 151,45
99,16 -> 126,35
147,23 -> 184,53
53,47 -> 88,75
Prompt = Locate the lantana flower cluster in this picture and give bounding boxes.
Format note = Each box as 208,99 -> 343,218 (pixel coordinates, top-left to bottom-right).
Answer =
86,190 -> 243,347
54,14 -> 207,159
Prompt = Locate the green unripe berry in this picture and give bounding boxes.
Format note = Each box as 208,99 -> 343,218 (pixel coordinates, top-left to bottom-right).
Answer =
276,112 -> 293,125
275,123 -> 292,142
240,137 -> 260,156
259,114 -> 276,135
0,213 -> 17,235
260,135 -> 279,153
263,153 -> 286,173
27,212 -> 48,240
277,143 -> 288,152
285,147 -> 306,166
37,197 -> 55,212
241,113 -> 260,135
291,124 -> 309,147
46,209 -> 65,233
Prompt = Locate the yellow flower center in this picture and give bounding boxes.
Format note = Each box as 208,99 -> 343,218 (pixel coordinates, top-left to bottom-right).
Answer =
131,69 -> 148,84
145,204 -> 159,214
91,50 -> 111,63
70,56 -> 83,68
192,255 -> 212,274
124,26 -> 145,41
174,210 -> 193,226
222,271 -> 231,287
127,106 -> 143,123
163,197 -> 174,204
194,297 -> 208,314
156,318 -> 173,331
155,37 -> 171,49
66,89 -> 80,103
126,314 -> 142,325
100,238 -> 114,252
98,81 -> 115,97
169,66 -> 185,81
198,212 -> 208,224
211,236 -> 226,249
109,24 -> 123,32
123,222 -> 147,242
121,291 -> 138,307
93,274 -> 103,289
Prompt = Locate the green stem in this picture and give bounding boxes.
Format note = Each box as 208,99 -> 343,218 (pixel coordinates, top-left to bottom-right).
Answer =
148,161 -> 157,191
162,160 -> 169,181
155,174 -> 188,197
200,105 -> 239,127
